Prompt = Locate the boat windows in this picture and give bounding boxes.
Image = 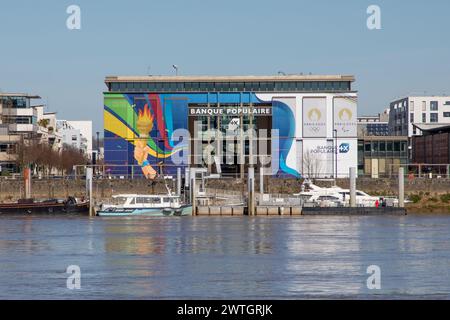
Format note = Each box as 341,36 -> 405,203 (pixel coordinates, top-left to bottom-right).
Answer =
136,197 -> 162,204
317,196 -> 340,201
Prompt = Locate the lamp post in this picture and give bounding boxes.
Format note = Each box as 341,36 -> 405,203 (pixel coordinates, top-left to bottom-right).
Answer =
334,129 -> 338,179
172,64 -> 179,76
96,131 -> 100,175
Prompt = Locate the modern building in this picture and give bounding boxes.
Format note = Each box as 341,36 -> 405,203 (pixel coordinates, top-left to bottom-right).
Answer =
357,109 -> 389,137
389,96 -> 450,137
56,120 -> 91,156
103,74 -> 358,178
411,124 -> 450,175
34,107 -> 63,152
357,136 -> 408,178
0,93 -> 41,173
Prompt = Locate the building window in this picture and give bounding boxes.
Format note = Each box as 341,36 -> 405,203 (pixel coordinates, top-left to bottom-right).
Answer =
430,113 -> 438,123
410,113 -> 414,123
410,101 -> 414,110
422,101 -> 426,111
444,101 -> 450,106
422,113 -> 427,123
430,101 -> 439,111
443,112 -> 450,117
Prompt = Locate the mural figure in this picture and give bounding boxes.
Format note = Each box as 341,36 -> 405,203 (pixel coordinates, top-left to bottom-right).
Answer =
135,104 -> 158,179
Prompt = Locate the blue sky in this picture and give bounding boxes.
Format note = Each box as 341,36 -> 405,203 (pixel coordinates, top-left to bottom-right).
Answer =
1,0 -> 450,132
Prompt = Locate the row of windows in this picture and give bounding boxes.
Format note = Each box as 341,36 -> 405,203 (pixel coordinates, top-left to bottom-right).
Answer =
362,141 -> 407,153
1,115 -> 35,124
0,96 -> 29,108
108,81 -> 352,93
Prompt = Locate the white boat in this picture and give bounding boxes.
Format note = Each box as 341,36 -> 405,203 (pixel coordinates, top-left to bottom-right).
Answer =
295,180 -> 399,207
97,194 -> 192,217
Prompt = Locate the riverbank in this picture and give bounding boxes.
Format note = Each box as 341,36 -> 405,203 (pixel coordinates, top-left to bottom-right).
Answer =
1,177 -> 450,214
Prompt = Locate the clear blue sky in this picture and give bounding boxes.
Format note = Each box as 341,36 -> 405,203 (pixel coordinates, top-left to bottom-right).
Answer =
1,0 -> 450,132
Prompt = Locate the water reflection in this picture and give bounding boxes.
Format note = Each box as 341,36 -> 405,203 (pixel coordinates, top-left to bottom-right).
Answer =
0,214 -> 449,299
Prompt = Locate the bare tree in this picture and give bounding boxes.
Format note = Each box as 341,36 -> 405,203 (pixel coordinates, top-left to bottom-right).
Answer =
15,139 -> 87,176
302,149 -> 324,179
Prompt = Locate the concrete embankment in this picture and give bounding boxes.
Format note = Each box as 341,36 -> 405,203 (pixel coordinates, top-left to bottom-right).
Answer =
1,177 -> 450,213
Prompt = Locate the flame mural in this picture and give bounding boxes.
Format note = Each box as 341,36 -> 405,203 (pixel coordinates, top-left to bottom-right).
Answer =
103,92 -> 298,177
135,104 -> 157,179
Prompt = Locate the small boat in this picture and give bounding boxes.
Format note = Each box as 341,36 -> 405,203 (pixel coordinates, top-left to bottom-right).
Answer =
97,194 -> 192,217
0,196 -> 90,215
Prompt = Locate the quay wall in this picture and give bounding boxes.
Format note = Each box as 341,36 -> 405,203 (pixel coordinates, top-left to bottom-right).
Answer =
1,177 -> 450,203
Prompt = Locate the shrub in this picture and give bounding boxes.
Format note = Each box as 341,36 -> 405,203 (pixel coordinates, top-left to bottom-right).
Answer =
409,194 -> 422,204
440,193 -> 450,203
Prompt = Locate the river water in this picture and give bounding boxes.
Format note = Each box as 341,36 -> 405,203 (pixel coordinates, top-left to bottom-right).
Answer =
0,214 -> 449,299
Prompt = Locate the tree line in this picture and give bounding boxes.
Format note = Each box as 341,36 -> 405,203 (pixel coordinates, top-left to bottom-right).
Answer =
15,139 -> 88,176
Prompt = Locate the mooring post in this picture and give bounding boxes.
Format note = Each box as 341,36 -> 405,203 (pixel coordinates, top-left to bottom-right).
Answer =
86,167 -> 94,216
190,167 -> 196,215
349,167 -> 356,208
399,167 -> 405,208
185,167 -> 190,203
248,167 -> 255,216
23,167 -> 32,199
259,167 -> 264,195
177,167 -> 182,196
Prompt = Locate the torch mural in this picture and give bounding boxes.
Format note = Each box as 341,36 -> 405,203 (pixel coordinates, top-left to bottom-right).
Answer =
134,104 -> 157,179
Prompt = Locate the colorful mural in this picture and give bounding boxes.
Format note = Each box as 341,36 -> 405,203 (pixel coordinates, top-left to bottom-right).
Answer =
103,92 -> 298,177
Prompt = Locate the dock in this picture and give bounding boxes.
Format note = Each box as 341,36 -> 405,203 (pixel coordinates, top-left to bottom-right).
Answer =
195,206 -> 406,216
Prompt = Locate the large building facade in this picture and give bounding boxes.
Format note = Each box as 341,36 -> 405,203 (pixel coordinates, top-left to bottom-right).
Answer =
103,75 -> 358,178
389,96 -> 450,137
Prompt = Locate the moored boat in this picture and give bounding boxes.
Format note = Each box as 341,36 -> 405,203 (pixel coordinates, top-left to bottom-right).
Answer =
0,197 -> 89,215
97,194 -> 192,217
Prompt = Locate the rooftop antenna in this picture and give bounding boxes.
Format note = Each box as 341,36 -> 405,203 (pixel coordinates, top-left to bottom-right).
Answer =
278,71 -> 286,76
172,64 -> 179,76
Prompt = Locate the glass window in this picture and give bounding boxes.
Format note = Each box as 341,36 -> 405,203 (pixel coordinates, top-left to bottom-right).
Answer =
430,113 -> 438,123
394,141 -> 400,152
430,101 -> 438,111
372,141 -> 379,152
387,141 -> 393,152
422,101 -> 426,111
365,143 -> 371,152
422,113 -> 427,122
379,141 -> 386,151
410,101 -> 414,110
443,112 -> 450,117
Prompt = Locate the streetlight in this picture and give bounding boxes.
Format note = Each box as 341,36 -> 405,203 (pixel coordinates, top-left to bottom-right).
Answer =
334,129 -> 338,179
172,65 -> 179,76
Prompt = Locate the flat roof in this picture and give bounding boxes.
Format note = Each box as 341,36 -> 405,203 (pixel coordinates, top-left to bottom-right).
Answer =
0,93 -> 41,99
105,74 -> 355,83
412,123 -> 450,133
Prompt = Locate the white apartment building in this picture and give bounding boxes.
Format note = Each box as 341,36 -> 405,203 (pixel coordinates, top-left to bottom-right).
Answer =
56,120 -> 92,156
389,96 -> 450,137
